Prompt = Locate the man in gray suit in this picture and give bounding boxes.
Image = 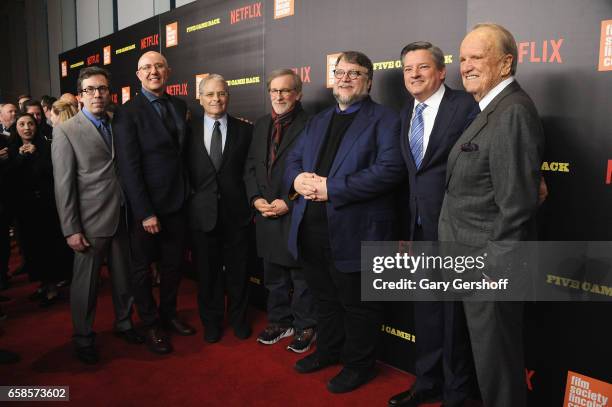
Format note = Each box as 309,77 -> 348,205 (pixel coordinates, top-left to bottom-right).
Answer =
52,66 -> 143,365
438,24 -> 544,407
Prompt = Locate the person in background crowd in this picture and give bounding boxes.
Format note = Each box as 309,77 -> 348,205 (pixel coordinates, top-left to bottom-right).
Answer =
17,95 -> 31,111
438,23 -> 544,407
7,113 -> 73,307
285,51 -> 405,393
49,100 -> 78,127
41,95 -> 57,126
52,66 -> 143,365
114,51 -> 195,355
244,69 -> 317,352
186,74 -> 253,343
59,93 -> 80,111
0,103 -> 18,136
0,118 -> 10,292
387,41 -> 479,407
23,100 -> 53,141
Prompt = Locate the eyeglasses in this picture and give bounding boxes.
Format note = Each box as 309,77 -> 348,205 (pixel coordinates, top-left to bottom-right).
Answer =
333,69 -> 367,80
138,63 -> 166,73
202,91 -> 229,98
81,86 -> 110,96
269,88 -> 295,97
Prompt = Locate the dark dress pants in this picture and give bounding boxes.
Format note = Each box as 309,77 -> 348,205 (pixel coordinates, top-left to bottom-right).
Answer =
191,222 -> 250,330
129,209 -> 186,327
299,231 -> 383,372
0,208 -> 9,289
263,260 -> 316,331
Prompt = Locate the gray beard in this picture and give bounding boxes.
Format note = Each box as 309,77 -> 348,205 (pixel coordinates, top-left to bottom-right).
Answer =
333,90 -> 368,107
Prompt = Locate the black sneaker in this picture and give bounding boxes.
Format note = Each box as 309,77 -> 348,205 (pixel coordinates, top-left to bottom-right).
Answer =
287,328 -> 316,353
256,324 -> 294,345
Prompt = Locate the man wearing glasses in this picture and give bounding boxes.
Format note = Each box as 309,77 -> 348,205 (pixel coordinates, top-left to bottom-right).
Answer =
186,74 -> 253,343
114,51 -> 195,355
52,66 -> 142,364
285,51 -> 405,393
244,69 -> 317,353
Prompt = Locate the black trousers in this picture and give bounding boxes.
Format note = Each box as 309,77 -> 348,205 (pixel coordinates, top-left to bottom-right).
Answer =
263,260 -> 316,331
299,230 -> 383,371
191,223 -> 250,329
128,209 -> 186,327
0,208 -> 9,288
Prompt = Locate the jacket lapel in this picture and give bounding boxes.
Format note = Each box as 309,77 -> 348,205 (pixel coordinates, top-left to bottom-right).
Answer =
402,103 -> 418,173
192,115 -> 216,171
273,110 -> 308,165
77,111 -> 111,156
307,108 -> 334,172
329,99 -> 374,176
219,115 -> 236,172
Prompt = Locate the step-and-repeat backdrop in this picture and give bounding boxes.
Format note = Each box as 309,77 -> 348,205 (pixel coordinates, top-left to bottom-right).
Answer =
59,0 -> 612,404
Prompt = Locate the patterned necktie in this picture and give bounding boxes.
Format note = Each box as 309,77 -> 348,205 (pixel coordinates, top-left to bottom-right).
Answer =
209,120 -> 222,171
410,103 -> 426,169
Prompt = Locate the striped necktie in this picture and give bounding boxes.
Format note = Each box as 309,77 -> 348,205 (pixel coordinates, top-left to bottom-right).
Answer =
410,103 -> 426,169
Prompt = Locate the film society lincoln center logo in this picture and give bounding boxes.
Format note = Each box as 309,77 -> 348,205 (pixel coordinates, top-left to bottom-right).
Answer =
61,61 -> 68,78
599,19 -> 612,71
274,0 -> 294,19
326,53 -> 341,88
166,22 -> 178,48
563,371 -> 610,407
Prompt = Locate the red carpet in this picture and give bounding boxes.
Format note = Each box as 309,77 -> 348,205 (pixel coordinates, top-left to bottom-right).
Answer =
0,247 -> 436,406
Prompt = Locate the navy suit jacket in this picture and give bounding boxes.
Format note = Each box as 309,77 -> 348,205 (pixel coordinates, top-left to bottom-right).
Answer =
284,97 -> 406,273
400,85 -> 479,241
113,92 -> 190,222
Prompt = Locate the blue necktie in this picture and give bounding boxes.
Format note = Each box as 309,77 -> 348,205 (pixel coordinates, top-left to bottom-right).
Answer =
410,103 -> 426,169
99,120 -> 112,149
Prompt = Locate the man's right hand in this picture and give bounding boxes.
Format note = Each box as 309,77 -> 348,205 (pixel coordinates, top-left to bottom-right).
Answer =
253,198 -> 275,217
143,216 -> 161,234
293,172 -> 320,198
0,147 -> 8,160
66,233 -> 90,252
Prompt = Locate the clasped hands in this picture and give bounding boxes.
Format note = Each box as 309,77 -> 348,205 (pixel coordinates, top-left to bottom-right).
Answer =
293,172 -> 328,202
254,198 -> 289,218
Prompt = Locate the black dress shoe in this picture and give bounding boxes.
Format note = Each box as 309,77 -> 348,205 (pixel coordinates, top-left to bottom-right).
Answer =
388,386 -> 441,406
204,325 -> 223,343
75,346 -> 99,365
327,367 -> 377,394
145,327 -> 173,354
115,328 -> 145,344
0,349 -> 20,364
163,318 -> 196,336
294,352 -> 339,374
233,324 -> 252,340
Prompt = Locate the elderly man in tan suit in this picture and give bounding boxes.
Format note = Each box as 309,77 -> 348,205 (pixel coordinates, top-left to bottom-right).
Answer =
52,66 -> 143,365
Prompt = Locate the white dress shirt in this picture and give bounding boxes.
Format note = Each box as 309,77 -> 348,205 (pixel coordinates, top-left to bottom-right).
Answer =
203,114 -> 228,154
479,76 -> 515,111
410,84 -> 446,156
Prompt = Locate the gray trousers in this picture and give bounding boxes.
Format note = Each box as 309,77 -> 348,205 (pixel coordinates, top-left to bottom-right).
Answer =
71,226 -> 134,348
463,301 -> 525,407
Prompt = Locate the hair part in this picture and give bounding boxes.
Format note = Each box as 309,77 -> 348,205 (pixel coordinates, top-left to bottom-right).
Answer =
198,74 -> 229,96
400,41 -> 446,70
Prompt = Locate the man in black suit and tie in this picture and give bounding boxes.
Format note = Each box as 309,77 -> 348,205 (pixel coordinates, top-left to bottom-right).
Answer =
114,51 -> 196,355
439,24 -> 544,407
244,69 -> 317,353
388,42 -> 479,407
186,74 -> 253,343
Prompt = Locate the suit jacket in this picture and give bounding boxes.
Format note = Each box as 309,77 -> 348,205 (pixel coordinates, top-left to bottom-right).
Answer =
438,81 -> 544,270
284,97 -> 406,273
244,109 -> 309,267
186,113 -> 253,233
400,85 -> 479,241
113,92 -> 190,222
52,110 -> 122,238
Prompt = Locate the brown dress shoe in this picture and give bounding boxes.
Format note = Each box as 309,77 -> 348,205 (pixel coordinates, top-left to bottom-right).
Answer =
145,327 -> 173,354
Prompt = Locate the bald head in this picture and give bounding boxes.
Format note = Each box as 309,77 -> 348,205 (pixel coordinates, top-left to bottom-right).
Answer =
136,51 -> 170,96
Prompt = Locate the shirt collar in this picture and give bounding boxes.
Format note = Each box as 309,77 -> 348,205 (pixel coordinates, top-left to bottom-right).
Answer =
141,87 -> 167,103
412,83 -> 445,112
479,76 -> 515,111
82,107 -> 108,127
204,114 -> 228,129
335,99 -> 363,115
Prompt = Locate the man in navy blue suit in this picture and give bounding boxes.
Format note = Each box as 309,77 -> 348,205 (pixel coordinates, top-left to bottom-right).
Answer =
387,42 -> 479,407
285,51 -> 405,394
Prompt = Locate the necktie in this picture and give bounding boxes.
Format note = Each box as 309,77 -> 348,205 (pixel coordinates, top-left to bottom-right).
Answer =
410,103 -> 426,169
156,98 -> 177,138
209,120 -> 222,171
99,120 -> 112,149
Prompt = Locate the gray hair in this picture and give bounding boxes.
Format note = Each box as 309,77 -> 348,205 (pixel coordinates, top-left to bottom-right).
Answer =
472,23 -> 518,75
198,74 -> 229,96
400,41 -> 445,70
266,69 -> 302,93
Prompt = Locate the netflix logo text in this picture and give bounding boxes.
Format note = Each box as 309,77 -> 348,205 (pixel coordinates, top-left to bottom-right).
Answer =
518,39 -> 563,64
230,2 -> 262,24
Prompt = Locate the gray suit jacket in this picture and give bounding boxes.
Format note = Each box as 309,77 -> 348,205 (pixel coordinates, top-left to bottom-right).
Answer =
439,81 -> 543,254
52,110 -> 122,238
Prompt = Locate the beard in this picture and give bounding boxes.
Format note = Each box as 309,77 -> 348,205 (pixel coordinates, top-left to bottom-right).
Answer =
333,88 -> 369,107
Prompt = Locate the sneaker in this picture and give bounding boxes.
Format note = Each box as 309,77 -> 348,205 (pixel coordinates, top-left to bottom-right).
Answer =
287,328 -> 316,353
256,324 -> 294,345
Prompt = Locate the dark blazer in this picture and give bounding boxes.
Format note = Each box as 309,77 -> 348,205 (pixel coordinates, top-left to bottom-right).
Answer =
284,97 -> 406,273
186,113 -> 253,232
400,85 -> 479,241
244,109 -> 309,267
439,81 -> 544,249
113,92 -> 190,222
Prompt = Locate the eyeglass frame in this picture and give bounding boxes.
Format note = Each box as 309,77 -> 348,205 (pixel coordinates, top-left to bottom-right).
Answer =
268,88 -> 296,97
80,85 -> 110,96
137,63 -> 167,73
333,69 -> 368,80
